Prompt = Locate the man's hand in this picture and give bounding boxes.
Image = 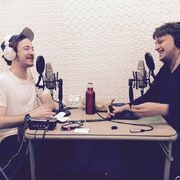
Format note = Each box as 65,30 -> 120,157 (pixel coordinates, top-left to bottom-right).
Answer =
130,102 -> 169,117
29,104 -> 56,119
107,104 -> 130,118
38,90 -> 57,110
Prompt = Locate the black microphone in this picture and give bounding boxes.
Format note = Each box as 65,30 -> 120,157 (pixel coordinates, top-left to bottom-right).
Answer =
145,52 -> 155,79
36,55 -> 45,88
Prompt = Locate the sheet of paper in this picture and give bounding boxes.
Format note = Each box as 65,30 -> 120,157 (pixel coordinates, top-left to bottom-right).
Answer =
55,112 -> 68,122
74,128 -> 90,133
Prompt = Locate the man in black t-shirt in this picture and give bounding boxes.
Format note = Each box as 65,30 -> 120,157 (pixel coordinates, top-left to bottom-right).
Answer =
109,22 -> 180,180
109,22 -> 180,133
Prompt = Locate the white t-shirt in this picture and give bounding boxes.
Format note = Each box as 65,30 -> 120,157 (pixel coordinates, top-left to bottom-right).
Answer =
0,70 -> 48,141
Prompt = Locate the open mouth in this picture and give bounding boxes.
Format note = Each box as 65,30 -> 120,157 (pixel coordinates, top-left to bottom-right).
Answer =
157,50 -> 164,57
26,55 -> 34,60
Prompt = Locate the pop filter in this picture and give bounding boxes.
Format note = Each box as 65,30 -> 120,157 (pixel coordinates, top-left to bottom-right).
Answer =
145,52 -> 155,72
145,52 -> 155,79
36,55 -> 45,75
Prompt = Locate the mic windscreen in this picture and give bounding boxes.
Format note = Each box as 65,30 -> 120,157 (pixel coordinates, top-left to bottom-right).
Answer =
45,63 -> 56,90
145,52 -> 155,71
36,56 -> 45,75
136,60 -> 146,88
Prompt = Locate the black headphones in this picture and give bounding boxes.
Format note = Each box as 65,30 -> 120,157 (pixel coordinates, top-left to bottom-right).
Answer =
174,33 -> 180,48
170,22 -> 180,48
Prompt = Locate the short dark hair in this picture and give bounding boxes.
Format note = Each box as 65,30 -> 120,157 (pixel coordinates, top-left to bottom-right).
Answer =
153,22 -> 180,48
11,35 -> 27,53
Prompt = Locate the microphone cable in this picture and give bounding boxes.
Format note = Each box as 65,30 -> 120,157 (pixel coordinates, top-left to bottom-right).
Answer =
0,136 -> 27,180
0,119 -> 29,178
0,166 -> 9,180
42,126 -> 49,139
59,110 -> 153,133
96,111 -> 153,133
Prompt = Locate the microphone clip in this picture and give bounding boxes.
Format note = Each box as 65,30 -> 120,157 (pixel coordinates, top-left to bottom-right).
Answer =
132,70 -> 150,90
36,74 -> 45,89
128,64 -> 151,103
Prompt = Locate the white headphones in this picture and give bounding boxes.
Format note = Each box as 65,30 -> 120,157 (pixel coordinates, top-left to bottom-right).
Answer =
2,35 -> 16,61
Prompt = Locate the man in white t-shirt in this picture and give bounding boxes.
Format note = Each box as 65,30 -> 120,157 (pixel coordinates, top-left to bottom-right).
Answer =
0,27 -> 55,180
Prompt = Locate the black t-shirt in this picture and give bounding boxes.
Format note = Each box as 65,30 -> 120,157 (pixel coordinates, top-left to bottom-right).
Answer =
133,63 -> 180,132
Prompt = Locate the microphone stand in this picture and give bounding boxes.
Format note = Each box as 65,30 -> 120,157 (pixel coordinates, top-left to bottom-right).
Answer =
36,74 -> 44,89
128,79 -> 134,107
43,72 -> 71,116
57,77 -> 71,116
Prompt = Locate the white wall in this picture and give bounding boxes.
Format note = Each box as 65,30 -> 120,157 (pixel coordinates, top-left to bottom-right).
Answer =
0,0 -> 179,103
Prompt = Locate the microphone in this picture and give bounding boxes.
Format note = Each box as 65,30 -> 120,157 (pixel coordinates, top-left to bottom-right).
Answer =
145,52 -> 155,79
136,60 -> 147,90
45,63 -> 56,90
35,55 -> 70,116
36,56 -> 45,88
129,60 -> 150,99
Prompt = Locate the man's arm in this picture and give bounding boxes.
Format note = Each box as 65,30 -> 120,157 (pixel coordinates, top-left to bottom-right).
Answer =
0,107 -> 24,128
130,102 -> 169,117
0,105 -> 55,129
39,92 -> 57,110
36,89 -> 57,110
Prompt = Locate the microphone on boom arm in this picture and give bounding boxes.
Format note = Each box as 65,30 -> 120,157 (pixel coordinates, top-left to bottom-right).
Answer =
133,60 -> 150,95
45,63 -> 57,91
128,52 -> 156,104
128,58 -> 151,104
35,55 -> 71,116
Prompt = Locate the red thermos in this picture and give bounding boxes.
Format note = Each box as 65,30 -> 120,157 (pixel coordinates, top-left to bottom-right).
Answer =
86,82 -> 96,114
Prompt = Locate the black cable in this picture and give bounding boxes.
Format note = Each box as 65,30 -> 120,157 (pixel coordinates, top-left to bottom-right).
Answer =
96,112 -> 153,133
50,91 -> 59,103
42,126 -> 49,139
111,120 -> 153,132
1,118 -> 29,172
59,111 -> 153,133
96,111 -> 107,120
8,161 -> 24,180
0,166 -> 9,180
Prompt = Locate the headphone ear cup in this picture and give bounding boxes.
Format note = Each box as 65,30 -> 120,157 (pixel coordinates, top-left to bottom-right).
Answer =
3,46 -> 16,61
174,35 -> 180,48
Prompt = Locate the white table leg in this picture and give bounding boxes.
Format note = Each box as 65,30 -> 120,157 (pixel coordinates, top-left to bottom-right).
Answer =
160,142 -> 173,180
